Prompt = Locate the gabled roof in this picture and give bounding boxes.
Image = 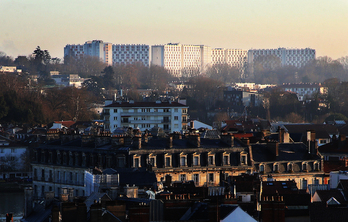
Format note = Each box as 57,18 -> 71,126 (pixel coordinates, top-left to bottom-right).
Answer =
314,190 -> 345,204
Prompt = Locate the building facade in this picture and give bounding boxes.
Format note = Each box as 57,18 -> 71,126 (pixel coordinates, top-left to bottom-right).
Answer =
64,40 -> 112,65
248,48 -> 316,70
279,83 -> 327,102
129,134 -> 252,187
103,101 -> 189,133
112,44 -> 149,67
64,40 -> 149,66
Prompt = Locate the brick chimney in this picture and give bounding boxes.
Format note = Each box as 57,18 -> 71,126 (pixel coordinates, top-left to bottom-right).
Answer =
221,133 -> 234,147
133,136 -> 142,149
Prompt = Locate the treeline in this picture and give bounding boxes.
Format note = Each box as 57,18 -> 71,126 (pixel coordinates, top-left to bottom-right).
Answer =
0,74 -> 98,125
250,56 -> 348,84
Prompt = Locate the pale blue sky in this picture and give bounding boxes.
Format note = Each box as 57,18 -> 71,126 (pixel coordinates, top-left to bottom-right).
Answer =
1,0 -> 347,59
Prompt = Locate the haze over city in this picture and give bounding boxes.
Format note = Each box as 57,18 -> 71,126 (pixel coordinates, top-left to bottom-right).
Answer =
1,0 -> 347,59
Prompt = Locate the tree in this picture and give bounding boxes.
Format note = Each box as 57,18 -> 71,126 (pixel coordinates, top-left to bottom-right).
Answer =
206,63 -> 241,83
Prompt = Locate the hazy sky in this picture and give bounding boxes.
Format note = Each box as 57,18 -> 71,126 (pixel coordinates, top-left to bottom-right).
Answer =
1,0 -> 347,60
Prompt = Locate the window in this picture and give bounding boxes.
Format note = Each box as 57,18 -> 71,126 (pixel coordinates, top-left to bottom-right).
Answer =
288,163 -> 293,172
314,178 -> 319,185
114,117 -> 117,120
11,148 -> 15,153
302,162 -> 308,171
193,156 -> 199,166
174,108 -> 178,112
146,124 -> 151,128
149,157 -> 155,166
208,155 -> 214,165
174,124 -> 178,128
241,154 -> 247,165
113,125 -> 117,128
174,116 -> 178,120
180,174 -> 186,181
314,162 -> 320,171
182,116 -> 187,122
302,179 -> 307,189
134,157 -> 140,168
180,156 -> 186,166
182,109 -> 187,114
260,164 -> 264,172
223,155 -> 229,165
273,163 -> 279,172
113,109 -> 117,113
193,174 -> 199,184
209,173 -> 214,183
165,157 -> 171,167
164,124 -> 169,130
163,108 -> 170,112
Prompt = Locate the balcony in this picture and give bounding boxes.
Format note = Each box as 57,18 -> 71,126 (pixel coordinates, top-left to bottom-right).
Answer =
120,112 -> 171,116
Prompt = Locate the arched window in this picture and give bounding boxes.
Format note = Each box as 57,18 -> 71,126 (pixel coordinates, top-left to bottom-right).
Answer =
273,163 -> 279,173
288,163 -> 293,172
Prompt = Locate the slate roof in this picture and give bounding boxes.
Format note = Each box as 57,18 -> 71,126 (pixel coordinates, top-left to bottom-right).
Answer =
309,202 -> 348,222
283,124 -> 338,141
116,168 -> 157,188
104,101 -> 187,107
140,137 -> 245,150
252,143 -> 318,162
319,138 -> 348,154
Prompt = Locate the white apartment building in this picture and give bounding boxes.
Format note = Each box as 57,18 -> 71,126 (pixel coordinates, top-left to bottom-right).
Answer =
279,83 -> 327,101
152,44 -> 248,77
112,44 -> 149,67
103,100 -> 189,133
248,48 -> 315,69
151,43 -> 212,77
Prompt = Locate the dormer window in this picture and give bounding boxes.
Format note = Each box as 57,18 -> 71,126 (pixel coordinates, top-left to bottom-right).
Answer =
223,152 -> 230,166
302,162 -> 308,172
208,152 -> 215,166
259,164 -> 265,173
165,154 -> 172,167
134,155 -> 141,168
240,152 -> 247,165
273,163 -> 279,173
314,161 -> 320,171
288,163 -> 293,172
149,154 -> 156,167
193,153 -> 200,166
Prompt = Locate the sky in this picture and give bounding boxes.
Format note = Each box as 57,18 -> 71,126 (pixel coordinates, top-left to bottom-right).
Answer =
1,0 -> 347,60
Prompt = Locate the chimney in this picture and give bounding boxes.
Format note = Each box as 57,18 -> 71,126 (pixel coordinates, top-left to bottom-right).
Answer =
267,142 -> 279,157
278,127 -> 283,143
338,134 -> 346,149
133,136 -> 141,149
168,135 -> 173,148
188,134 -> 200,148
241,138 -> 250,146
221,133 -> 234,147
190,121 -> 194,129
